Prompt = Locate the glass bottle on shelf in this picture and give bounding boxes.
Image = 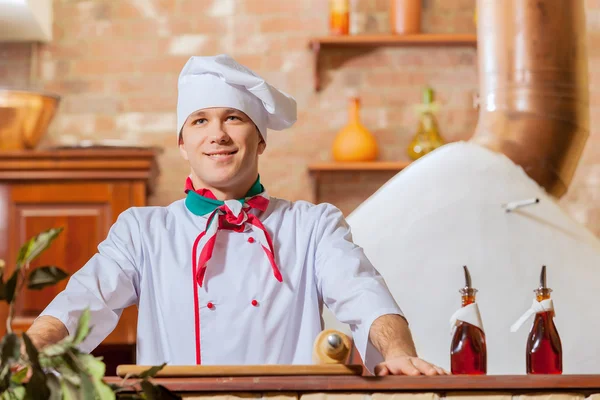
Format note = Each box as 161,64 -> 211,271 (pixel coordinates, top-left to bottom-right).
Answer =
407,87 -> 445,160
329,0 -> 350,36
526,266 -> 563,375
450,266 -> 487,375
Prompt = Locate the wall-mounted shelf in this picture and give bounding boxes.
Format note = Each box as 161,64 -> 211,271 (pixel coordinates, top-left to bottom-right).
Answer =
308,161 -> 411,172
308,161 -> 411,202
308,33 -> 478,91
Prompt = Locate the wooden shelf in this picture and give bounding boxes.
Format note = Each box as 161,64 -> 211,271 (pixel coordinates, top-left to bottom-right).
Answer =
310,33 -> 477,47
309,33 -> 477,91
308,161 -> 411,203
308,161 -> 411,172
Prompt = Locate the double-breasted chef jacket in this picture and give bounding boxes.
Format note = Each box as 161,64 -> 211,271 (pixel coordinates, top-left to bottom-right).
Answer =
40,182 -> 404,372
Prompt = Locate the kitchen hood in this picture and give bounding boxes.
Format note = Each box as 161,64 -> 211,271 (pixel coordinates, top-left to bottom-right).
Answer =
0,0 -> 52,42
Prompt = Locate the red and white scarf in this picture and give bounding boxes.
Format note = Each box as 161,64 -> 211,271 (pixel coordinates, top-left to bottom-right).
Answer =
185,177 -> 282,288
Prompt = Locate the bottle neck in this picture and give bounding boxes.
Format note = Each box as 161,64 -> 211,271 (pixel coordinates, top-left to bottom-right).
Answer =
460,288 -> 477,307
330,0 -> 349,13
535,288 -> 552,302
423,87 -> 434,104
420,112 -> 436,130
348,97 -> 361,123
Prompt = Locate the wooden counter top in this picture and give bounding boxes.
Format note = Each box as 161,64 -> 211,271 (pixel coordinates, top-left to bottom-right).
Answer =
106,374 -> 600,394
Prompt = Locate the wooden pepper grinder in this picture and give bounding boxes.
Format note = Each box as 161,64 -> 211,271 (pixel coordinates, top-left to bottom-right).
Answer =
312,329 -> 352,364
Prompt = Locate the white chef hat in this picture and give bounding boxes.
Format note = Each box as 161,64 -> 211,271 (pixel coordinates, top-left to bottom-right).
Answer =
177,54 -> 297,142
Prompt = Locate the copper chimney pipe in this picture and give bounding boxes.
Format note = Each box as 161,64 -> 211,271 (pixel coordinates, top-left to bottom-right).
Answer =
470,0 -> 589,198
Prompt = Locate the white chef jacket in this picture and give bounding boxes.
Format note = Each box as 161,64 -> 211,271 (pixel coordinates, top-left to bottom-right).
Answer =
40,197 -> 402,372
324,141 -> 600,374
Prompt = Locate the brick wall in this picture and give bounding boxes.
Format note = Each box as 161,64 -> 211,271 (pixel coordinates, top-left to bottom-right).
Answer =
0,0 -> 599,235
0,43 -> 31,88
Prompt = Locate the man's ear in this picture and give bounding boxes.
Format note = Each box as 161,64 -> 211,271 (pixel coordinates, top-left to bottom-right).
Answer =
178,132 -> 189,161
257,128 -> 266,155
258,137 -> 266,155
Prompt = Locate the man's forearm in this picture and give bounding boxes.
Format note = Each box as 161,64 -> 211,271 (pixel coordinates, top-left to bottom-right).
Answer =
369,314 -> 418,360
25,316 -> 69,349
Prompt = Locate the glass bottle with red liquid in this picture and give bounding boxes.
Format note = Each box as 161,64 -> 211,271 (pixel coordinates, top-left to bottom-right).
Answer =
526,265 -> 562,374
450,266 -> 487,375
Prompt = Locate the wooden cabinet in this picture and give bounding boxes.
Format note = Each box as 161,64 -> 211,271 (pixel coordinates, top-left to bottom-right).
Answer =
0,147 -> 160,373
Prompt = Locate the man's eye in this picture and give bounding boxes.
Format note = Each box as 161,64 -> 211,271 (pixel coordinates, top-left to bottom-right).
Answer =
227,116 -> 241,121
192,118 -> 207,125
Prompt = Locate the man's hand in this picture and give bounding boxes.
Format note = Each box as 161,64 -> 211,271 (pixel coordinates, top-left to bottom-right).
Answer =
25,316 -> 68,350
9,316 -> 68,383
368,314 -> 450,376
375,355 -> 449,376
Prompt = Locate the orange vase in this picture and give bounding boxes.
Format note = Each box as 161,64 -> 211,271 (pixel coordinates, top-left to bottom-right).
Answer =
332,97 -> 379,162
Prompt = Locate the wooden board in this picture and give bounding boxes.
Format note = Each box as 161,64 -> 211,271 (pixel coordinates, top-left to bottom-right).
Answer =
116,364 -> 363,377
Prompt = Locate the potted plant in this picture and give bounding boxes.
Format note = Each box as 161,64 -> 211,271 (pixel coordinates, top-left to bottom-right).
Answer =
0,228 -> 180,399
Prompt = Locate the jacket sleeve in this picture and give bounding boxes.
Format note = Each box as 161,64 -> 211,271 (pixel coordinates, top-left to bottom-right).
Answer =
38,209 -> 142,353
313,203 -> 404,373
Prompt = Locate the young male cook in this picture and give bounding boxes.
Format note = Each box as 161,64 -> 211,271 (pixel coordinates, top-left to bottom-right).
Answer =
28,55 -> 447,376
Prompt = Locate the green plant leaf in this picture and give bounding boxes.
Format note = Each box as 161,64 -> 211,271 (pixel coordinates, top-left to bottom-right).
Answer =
13,386 -> 26,400
10,367 -> 29,385
15,243 -> 31,269
79,371 -> 98,400
55,364 -> 80,387
0,364 -> 10,393
16,228 -> 63,268
73,309 -> 91,345
24,368 -> 49,400
155,385 -> 182,400
39,351 -> 65,370
60,379 -> 79,400
46,373 -> 62,400
94,379 -> 116,400
3,270 -> 19,304
1,386 -> 26,400
77,353 -> 105,380
23,339 -> 49,399
0,333 -> 20,365
137,363 -> 166,379
21,333 -> 39,367
40,337 -> 74,359
27,266 -> 69,290
107,383 -> 123,392
140,380 -> 181,400
141,380 -> 158,400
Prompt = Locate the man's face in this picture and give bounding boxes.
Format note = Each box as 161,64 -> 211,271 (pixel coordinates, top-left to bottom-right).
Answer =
179,107 -> 266,191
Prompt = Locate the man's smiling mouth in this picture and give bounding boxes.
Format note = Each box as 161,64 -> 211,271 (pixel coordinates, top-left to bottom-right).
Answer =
204,150 -> 238,158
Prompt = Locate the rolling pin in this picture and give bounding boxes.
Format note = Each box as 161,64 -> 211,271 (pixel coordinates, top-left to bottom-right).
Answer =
312,329 -> 352,364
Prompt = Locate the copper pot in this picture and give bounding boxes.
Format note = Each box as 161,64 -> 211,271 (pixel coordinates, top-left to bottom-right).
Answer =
0,89 -> 60,150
